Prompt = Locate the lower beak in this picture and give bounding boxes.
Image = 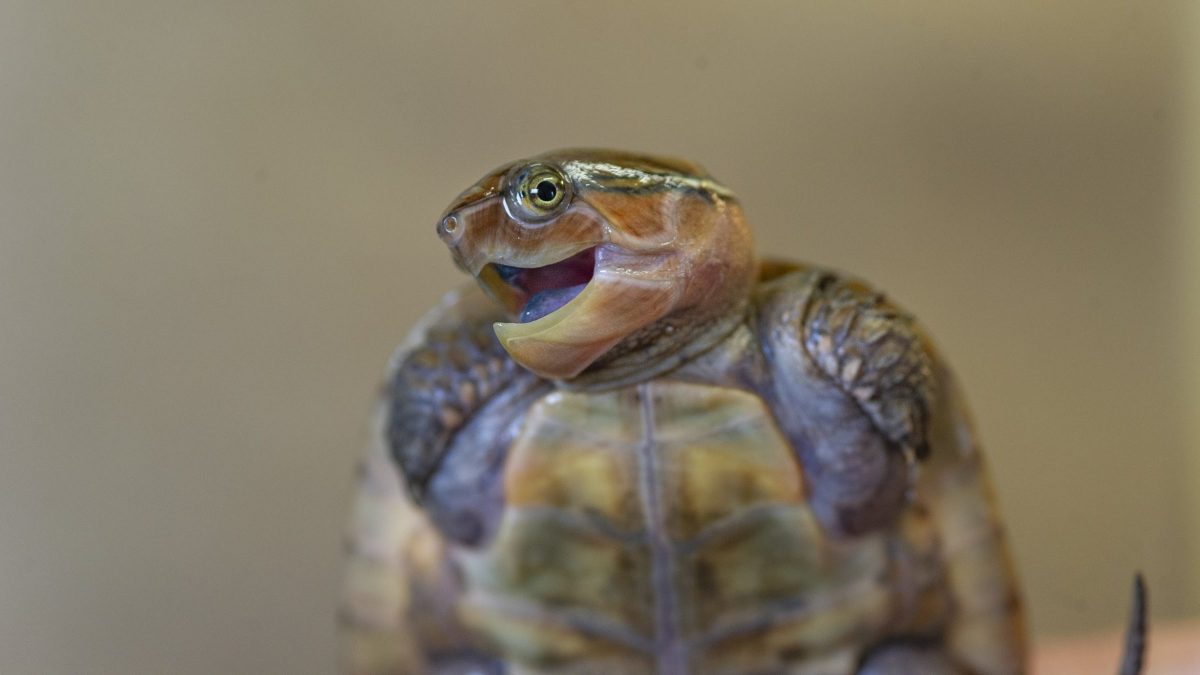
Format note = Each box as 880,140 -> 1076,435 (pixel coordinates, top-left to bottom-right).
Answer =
492,270 -> 676,379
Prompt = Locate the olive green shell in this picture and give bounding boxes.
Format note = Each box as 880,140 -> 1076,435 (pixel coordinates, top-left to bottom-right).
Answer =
342,269 -> 1025,675
462,381 -> 912,674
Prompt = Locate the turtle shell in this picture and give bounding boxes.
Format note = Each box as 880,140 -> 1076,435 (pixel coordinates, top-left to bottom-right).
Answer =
458,381 -> 906,674
342,265 -> 1025,675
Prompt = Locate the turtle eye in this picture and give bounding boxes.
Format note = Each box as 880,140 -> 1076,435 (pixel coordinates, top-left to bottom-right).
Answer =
506,163 -> 571,223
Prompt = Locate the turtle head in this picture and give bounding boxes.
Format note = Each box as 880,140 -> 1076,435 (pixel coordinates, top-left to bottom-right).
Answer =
437,149 -> 756,383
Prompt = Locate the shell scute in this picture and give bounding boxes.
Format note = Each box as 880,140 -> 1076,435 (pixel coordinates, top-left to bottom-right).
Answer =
649,384 -> 805,540
503,390 -> 644,533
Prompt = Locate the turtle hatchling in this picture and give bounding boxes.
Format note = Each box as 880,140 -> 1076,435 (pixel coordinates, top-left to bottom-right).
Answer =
342,149 -> 1034,674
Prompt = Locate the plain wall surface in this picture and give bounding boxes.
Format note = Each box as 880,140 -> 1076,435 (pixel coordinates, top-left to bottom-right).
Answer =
0,2 -> 1195,673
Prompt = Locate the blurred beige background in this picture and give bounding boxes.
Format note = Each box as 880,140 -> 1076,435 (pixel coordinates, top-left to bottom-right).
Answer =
1,2 -> 1196,673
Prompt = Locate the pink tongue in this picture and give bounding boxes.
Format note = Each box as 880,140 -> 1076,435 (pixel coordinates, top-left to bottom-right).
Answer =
521,248 -> 595,295
515,248 -> 595,322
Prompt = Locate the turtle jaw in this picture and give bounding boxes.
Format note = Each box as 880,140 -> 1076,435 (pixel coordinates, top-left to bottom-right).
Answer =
480,246 -> 597,324
482,245 -> 679,380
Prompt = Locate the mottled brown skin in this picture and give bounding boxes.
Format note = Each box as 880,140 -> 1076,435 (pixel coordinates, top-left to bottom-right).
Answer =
342,151 -> 1027,674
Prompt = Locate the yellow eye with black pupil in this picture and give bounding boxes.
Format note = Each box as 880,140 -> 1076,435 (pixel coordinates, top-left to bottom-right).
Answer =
525,172 -> 564,210
506,163 -> 570,222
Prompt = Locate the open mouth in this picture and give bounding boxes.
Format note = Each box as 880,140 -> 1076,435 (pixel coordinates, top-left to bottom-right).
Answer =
485,247 -> 596,323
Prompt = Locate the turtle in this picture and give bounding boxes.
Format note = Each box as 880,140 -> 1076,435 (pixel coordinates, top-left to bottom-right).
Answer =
341,149 -> 1033,674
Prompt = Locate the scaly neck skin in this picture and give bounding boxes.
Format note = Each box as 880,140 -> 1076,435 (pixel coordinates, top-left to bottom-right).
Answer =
555,297 -> 751,392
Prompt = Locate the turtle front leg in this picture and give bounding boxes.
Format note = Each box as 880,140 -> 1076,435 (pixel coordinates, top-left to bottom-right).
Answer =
759,271 -> 934,538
